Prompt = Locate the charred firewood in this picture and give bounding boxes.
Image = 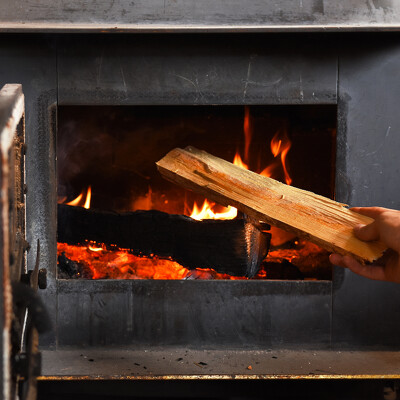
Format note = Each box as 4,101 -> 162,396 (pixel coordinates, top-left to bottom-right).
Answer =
57,204 -> 271,278
57,252 -> 93,279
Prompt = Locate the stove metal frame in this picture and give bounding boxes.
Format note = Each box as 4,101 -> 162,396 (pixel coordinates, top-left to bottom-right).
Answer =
1,33 -> 400,366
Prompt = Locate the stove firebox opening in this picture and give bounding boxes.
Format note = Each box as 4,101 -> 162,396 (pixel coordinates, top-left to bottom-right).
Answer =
56,105 -> 336,281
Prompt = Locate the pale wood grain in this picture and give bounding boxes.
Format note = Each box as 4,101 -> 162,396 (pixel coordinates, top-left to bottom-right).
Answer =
157,146 -> 387,263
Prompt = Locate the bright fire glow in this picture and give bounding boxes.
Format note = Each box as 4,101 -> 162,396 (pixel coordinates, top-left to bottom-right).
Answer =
66,193 -> 83,206
188,110 -> 292,220
189,146 -> 256,221
233,153 -> 249,170
190,200 -> 238,221
132,186 -> 153,211
259,164 -> 277,178
88,244 -> 103,252
84,186 -> 92,209
270,130 -> 292,185
58,242 -> 241,280
65,186 -> 92,209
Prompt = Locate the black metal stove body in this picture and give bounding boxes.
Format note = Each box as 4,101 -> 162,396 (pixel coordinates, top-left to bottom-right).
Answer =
1,29 -> 400,354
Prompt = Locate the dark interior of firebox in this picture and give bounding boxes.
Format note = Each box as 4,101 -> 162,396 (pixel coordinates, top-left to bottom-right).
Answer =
57,105 -> 336,281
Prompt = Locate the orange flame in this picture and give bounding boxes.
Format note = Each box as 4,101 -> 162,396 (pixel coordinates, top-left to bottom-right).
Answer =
243,106 -> 252,163
132,186 -> 153,211
233,153 -> 249,170
260,130 -> 292,185
189,200 -> 237,221
237,110 -> 292,185
66,192 -> 83,206
84,186 -> 91,209
189,111 -> 292,220
271,130 -> 292,185
259,164 -> 277,178
188,148 -> 250,221
65,186 -> 92,208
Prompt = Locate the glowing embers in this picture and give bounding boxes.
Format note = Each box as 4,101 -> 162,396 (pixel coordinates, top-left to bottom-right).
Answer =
57,239 -> 331,280
57,241 -> 241,280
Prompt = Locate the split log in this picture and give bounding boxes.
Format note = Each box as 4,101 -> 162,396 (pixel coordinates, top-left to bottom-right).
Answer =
57,204 -> 270,278
156,146 -> 387,263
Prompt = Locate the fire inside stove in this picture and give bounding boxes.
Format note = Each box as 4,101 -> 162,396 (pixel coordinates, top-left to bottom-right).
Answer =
57,105 -> 336,280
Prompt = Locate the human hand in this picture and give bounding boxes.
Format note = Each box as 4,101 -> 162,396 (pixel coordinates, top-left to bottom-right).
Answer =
329,207 -> 400,283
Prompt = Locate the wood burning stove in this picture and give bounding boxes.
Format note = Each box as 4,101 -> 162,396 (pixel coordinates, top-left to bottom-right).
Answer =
45,34 -> 342,349
55,104 -> 335,281
1,1 -> 400,389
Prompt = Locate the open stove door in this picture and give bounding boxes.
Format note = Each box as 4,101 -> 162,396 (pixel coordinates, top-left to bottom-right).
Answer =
0,84 -> 48,400
0,84 -> 26,400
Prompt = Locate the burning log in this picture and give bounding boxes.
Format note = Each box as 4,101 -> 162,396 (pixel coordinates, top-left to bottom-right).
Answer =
57,204 -> 271,278
156,146 -> 388,263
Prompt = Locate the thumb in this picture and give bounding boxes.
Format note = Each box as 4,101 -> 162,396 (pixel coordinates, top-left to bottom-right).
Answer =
354,222 -> 379,241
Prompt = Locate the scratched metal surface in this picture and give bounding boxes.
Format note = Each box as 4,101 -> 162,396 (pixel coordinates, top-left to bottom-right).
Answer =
56,279 -> 332,347
0,1 -> 400,31
0,36 -> 58,347
333,35 -> 400,347
57,34 -> 337,106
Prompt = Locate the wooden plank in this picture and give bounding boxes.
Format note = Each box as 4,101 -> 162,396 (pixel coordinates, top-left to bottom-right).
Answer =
156,146 -> 387,263
0,84 -> 24,145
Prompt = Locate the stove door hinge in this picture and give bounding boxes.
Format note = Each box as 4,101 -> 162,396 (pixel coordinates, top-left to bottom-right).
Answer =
12,240 -> 51,400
